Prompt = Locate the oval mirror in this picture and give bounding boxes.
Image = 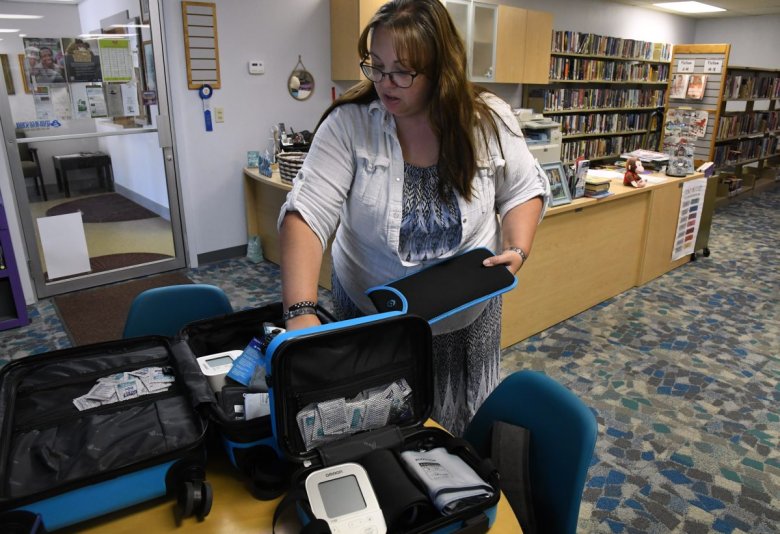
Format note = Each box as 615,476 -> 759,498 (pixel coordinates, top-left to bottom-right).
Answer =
288,55 -> 314,101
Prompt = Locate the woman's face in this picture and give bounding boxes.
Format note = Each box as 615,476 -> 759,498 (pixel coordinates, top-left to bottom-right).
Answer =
369,26 -> 431,121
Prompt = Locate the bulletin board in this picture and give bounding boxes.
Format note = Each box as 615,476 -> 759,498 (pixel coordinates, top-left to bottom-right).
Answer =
182,1 -> 221,90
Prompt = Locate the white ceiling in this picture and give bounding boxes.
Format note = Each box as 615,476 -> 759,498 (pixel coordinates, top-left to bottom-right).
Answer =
610,0 -> 780,17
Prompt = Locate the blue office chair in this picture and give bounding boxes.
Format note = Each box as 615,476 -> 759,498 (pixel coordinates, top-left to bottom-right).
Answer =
122,284 -> 233,338
463,370 -> 598,534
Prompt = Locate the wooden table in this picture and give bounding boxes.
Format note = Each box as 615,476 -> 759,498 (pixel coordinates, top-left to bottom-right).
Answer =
243,166 -> 704,347
52,152 -> 114,197
71,423 -> 522,533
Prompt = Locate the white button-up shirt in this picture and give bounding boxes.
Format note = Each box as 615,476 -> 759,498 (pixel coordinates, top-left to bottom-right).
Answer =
279,93 -> 550,332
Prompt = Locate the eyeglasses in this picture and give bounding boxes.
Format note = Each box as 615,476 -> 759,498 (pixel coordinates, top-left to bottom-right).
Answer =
359,61 -> 418,88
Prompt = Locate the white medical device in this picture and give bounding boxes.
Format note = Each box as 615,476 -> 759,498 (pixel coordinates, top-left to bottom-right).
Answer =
196,350 -> 242,392
305,463 -> 386,534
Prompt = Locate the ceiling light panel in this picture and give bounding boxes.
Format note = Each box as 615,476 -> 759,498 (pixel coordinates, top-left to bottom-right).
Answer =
653,1 -> 727,13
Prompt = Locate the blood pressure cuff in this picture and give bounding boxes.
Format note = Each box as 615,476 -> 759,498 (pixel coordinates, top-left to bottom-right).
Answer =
366,248 -> 517,323
360,448 -> 433,532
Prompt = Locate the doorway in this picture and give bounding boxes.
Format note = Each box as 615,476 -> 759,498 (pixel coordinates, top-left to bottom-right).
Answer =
0,0 -> 186,299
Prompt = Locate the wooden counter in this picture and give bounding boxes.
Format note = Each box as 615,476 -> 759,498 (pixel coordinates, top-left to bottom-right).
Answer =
243,167 -> 332,288
244,167 -> 703,347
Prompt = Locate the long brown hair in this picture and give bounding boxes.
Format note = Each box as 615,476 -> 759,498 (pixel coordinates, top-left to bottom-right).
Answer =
317,0 -> 502,201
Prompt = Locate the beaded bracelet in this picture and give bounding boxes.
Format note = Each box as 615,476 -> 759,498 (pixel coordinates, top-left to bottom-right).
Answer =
286,300 -> 317,313
282,306 -> 317,322
504,246 -> 529,263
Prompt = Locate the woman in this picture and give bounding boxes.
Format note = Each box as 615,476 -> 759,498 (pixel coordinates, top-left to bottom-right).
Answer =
278,0 -> 550,435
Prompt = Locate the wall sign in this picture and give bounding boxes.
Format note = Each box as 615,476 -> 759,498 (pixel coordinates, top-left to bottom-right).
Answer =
703,59 -> 722,73
182,1 -> 221,90
677,59 -> 695,73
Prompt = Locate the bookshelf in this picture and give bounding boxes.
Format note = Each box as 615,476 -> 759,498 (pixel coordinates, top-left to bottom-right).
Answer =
540,30 -> 672,165
713,65 -> 780,200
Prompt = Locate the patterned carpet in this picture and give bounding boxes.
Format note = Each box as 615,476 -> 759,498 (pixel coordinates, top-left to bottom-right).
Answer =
0,187 -> 777,533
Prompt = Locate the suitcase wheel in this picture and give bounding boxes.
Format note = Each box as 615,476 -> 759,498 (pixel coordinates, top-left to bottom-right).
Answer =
176,480 -> 213,520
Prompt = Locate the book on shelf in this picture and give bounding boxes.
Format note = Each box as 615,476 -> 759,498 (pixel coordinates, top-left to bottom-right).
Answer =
669,74 -> 690,99
686,75 -> 707,100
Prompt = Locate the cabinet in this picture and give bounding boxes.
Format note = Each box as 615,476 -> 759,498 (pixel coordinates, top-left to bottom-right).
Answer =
446,1 -> 553,84
542,30 -> 672,165
0,199 -> 29,331
713,65 -> 779,197
330,0 -> 387,81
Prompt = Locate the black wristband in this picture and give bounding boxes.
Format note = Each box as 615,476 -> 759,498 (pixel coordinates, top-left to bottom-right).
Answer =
282,306 -> 317,322
286,300 -> 317,313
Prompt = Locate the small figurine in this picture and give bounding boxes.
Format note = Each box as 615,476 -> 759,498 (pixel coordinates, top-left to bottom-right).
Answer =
623,157 -> 646,188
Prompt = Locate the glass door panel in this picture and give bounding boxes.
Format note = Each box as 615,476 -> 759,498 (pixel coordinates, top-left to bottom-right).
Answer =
0,0 -> 185,298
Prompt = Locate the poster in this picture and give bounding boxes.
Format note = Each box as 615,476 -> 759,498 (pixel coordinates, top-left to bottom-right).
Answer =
49,85 -> 72,119
98,39 -> 133,82
69,83 -> 92,119
23,37 -> 66,84
664,109 -> 709,139
672,178 -> 707,260
33,86 -> 54,119
62,37 -> 103,83
85,84 -> 107,117
121,82 -> 139,115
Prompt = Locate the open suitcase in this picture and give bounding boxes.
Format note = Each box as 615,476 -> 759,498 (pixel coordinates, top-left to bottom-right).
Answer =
264,312 -> 500,533
175,301 -> 335,499
0,336 -> 216,532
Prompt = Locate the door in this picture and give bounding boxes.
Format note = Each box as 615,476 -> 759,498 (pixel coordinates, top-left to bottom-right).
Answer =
0,0 -> 185,298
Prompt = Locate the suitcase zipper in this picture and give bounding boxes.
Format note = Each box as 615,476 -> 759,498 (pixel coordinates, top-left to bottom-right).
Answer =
12,386 -> 182,433
14,356 -> 172,396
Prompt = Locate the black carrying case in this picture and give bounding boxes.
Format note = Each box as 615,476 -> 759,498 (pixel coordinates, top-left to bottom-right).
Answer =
265,312 -> 500,533
0,336 -> 216,531
175,302 -> 336,499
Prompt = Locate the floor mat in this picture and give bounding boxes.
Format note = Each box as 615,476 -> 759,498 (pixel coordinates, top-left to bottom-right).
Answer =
53,271 -> 192,346
46,193 -> 159,223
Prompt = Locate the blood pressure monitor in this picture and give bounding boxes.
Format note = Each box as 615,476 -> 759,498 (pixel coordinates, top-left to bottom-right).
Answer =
305,463 -> 386,534
196,350 -> 242,392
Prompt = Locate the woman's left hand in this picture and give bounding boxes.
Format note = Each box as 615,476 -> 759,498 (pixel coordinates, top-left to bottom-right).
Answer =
482,250 -> 524,275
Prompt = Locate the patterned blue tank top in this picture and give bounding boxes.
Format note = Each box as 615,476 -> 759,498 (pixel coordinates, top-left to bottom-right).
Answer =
398,163 -> 462,263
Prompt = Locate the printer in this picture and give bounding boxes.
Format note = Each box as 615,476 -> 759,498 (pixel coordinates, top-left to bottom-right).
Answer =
514,109 -> 562,165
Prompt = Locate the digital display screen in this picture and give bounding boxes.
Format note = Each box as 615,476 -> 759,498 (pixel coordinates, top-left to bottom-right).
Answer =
319,475 -> 366,517
206,356 -> 234,368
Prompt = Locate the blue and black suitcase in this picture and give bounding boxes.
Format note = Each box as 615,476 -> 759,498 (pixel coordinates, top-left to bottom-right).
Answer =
175,301 -> 335,500
265,312 -> 501,533
0,336 -> 216,532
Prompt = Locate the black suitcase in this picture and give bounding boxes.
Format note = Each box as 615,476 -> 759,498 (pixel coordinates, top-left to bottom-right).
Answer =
175,302 -> 336,499
265,311 -> 500,533
0,336 -> 216,531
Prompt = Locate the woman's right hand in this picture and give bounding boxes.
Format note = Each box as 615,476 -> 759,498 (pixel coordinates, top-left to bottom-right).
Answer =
285,314 -> 322,331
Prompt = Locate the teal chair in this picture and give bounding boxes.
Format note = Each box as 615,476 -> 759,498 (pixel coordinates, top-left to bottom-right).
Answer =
463,371 -> 598,534
123,284 -> 233,338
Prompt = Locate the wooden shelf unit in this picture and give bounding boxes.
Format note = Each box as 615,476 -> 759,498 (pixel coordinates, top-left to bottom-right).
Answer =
713,65 -> 780,195
541,30 -> 672,165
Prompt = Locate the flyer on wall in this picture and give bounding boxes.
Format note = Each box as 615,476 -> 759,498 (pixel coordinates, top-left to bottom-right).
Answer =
85,84 -> 107,117
69,83 -> 92,119
33,86 -> 54,119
